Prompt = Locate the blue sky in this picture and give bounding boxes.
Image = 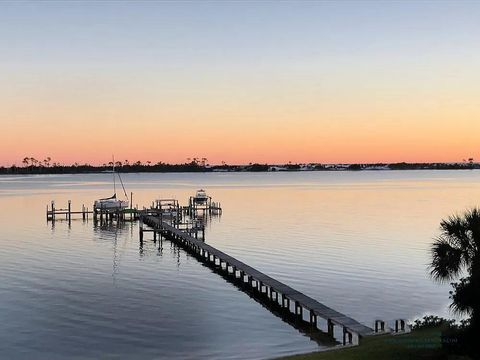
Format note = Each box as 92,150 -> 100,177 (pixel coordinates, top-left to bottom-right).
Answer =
2,1 -> 478,67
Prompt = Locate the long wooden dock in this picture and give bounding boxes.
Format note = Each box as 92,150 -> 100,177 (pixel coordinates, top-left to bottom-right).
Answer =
141,214 -> 374,345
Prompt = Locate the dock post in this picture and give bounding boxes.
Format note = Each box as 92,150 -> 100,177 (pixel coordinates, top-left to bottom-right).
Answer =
51,201 -> 55,221
82,204 -> 86,220
269,289 -> 276,302
176,203 -> 180,228
295,301 -> 303,318
68,200 -> 71,222
343,327 -> 352,345
375,320 -> 385,333
327,319 -> 334,337
139,218 -> 144,242
310,310 -> 317,327
395,319 -> 405,333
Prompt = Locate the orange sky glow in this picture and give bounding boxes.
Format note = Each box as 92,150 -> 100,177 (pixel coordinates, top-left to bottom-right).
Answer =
1,2 -> 479,166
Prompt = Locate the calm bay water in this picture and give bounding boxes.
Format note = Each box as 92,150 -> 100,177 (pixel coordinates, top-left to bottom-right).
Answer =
1,171 -> 479,359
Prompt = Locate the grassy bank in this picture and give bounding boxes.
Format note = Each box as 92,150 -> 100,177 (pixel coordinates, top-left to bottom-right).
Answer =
279,327 -> 458,360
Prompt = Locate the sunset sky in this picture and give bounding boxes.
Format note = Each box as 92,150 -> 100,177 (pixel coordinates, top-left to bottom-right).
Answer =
1,1 -> 479,166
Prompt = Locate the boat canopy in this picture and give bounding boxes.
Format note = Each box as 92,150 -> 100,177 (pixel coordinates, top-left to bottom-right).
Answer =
98,193 -> 117,201
196,189 -> 206,196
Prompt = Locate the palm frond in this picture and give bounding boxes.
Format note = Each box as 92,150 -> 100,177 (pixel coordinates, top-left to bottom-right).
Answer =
449,277 -> 474,316
440,214 -> 470,250
464,207 -> 480,254
430,237 -> 464,282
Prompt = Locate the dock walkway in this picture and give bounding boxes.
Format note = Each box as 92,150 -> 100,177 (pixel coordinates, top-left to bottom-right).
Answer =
141,214 -> 373,345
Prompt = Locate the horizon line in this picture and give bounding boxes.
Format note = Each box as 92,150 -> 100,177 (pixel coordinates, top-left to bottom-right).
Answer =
2,159 -> 477,168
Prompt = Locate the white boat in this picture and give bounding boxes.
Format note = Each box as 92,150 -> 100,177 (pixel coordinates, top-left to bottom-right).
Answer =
94,158 -> 129,212
193,189 -> 208,204
94,194 -> 129,211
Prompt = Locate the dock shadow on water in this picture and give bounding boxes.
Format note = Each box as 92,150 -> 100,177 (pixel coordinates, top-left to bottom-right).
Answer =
139,224 -> 338,348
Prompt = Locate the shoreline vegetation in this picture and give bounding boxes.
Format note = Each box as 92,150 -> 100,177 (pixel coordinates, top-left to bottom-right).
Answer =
279,316 -> 474,360
279,326 -> 446,360
0,157 -> 478,175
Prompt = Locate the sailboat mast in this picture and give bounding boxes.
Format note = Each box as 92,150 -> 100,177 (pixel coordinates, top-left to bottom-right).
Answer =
112,155 -> 116,196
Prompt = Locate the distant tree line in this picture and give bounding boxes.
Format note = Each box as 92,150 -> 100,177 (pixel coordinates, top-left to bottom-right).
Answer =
1,157 -> 215,174
0,156 -> 478,175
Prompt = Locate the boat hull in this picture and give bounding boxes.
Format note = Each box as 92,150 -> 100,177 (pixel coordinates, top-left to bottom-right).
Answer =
193,198 -> 207,204
94,199 -> 129,212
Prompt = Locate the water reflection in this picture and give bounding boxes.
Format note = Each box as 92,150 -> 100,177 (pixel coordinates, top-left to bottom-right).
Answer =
93,221 -> 130,283
3,171 -> 480,359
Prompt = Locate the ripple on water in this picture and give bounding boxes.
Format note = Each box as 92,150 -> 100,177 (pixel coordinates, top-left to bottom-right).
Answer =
2,171 -> 475,359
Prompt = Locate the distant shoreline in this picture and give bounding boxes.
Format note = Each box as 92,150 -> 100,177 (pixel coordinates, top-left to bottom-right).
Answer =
0,162 -> 478,175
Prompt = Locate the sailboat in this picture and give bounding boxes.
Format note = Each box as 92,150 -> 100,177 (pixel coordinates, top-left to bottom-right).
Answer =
94,158 -> 129,212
